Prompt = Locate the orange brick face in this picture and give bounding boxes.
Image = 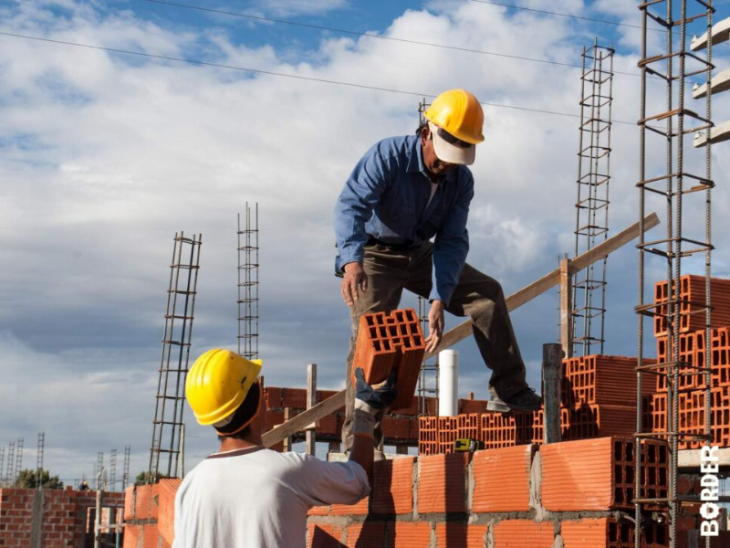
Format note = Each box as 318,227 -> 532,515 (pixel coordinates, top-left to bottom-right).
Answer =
471,445 -> 534,512
417,453 -> 468,514
370,457 -> 415,515
492,520 -> 554,548
541,437 -> 619,511
392,522 -> 431,548
345,521 -> 387,548
435,523 -> 488,548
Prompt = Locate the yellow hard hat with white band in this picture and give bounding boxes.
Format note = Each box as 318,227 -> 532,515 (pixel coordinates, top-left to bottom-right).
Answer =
424,89 -> 485,166
186,348 -> 263,426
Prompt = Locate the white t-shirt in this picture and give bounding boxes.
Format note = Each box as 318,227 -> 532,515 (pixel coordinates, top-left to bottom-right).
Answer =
172,447 -> 370,548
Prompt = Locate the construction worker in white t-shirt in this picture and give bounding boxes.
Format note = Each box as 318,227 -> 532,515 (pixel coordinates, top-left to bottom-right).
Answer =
172,348 -> 396,548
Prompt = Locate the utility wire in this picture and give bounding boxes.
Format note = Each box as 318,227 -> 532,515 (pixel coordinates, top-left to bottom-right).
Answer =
144,0 -> 647,78
469,0 -> 665,33
0,30 -> 645,125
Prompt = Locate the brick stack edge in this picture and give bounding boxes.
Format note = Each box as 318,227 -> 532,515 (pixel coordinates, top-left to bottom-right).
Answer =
0,487 -> 124,548
651,275 -> 730,448
122,479 -> 181,548
352,308 -> 426,411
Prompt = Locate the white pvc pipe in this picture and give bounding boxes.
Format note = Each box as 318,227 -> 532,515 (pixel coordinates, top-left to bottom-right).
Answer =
438,350 -> 459,416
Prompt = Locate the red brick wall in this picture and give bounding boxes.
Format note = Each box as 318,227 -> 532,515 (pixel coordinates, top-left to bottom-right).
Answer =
0,487 -> 124,548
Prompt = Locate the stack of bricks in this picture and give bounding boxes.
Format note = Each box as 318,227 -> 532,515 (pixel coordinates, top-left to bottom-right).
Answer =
649,275 -> 730,449
352,308 -> 426,411
416,353 -> 651,455
306,436 -> 695,547
0,487 -> 124,548
123,479 -> 181,548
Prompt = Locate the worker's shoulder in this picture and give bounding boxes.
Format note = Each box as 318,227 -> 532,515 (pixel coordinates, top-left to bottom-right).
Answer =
366,134 -> 417,164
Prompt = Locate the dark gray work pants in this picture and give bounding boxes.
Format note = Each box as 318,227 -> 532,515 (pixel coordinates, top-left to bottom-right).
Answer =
341,241 -> 529,452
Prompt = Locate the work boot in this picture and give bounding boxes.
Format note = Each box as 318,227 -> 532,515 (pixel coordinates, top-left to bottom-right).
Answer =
492,387 -> 542,412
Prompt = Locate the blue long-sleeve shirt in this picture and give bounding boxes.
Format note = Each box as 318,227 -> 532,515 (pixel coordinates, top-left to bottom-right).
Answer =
335,134 -> 474,306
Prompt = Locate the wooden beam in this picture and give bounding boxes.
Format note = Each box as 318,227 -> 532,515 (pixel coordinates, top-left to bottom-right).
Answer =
559,258 -> 573,359
542,343 -> 563,444
305,364 -> 317,456
262,212 -> 661,449
423,212 -> 659,360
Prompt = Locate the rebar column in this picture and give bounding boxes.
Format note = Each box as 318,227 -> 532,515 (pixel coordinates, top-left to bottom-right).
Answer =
35,433 -> 44,490
148,232 -> 202,481
109,449 -> 117,492
237,205 -> 259,361
572,39 -> 614,357
14,438 -> 23,484
122,446 -> 130,490
635,2 -> 715,547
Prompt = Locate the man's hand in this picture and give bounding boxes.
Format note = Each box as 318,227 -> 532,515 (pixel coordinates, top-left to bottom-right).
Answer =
354,367 -> 398,412
341,262 -> 368,307
424,300 -> 445,354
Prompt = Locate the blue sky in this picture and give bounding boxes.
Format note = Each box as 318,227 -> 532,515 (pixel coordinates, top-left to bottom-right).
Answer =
1,0 -> 729,486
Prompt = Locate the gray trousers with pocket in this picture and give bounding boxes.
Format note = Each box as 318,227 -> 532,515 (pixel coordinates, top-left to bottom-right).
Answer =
341,240 -> 529,452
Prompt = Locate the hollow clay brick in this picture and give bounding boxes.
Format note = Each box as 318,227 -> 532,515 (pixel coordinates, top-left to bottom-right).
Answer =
471,445 -> 534,512
345,522 -> 387,548
329,496 -> 369,516
492,520 -> 554,548
434,524 -> 489,548
654,275 -> 730,336
392,522 -> 431,548
157,479 -> 181,546
562,355 -> 656,407
370,457 -> 415,515
417,453 -> 468,514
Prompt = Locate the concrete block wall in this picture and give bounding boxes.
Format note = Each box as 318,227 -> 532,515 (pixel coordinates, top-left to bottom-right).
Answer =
0,487 -> 124,548
122,479 -> 181,548
306,436 -> 684,548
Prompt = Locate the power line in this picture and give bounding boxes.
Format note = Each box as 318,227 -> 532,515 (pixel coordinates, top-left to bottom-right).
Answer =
144,0 -> 646,78
469,0 -> 665,33
0,30 -> 644,125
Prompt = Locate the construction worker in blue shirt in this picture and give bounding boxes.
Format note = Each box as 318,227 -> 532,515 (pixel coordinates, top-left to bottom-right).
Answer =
334,89 -> 543,454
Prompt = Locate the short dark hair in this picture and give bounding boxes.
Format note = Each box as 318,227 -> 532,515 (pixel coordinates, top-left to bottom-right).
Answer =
215,381 -> 262,441
416,121 -> 428,136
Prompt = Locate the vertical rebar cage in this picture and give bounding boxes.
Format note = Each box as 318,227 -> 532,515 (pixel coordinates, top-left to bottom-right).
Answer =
149,232 -> 202,481
237,204 -> 259,361
635,1 -> 715,547
123,445 -> 131,490
35,432 -> 44,490
573,40 -> 614,357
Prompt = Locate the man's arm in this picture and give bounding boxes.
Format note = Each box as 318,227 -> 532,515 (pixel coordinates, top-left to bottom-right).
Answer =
335,145 -> 395,305
426,173 -> 474,351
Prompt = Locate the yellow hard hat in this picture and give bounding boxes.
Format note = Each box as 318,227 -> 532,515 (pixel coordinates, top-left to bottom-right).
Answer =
424,89 -> 484,166
185,349 -> 263,426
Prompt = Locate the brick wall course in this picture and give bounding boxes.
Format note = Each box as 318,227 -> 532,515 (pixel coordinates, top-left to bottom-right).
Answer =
492,520 -> 554,548
417,453 -> 468,514
371,457 -> 415,515
471,445 -> 534,513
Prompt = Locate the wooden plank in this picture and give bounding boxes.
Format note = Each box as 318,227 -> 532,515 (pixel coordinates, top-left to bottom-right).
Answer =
282,408 -> 292,452
542,343 -> 563,444
423,212 -> 659,360
262,212 -> 661,448
305,364 -> 317,455
560,258 -> 573,358
263,390 -> 345,448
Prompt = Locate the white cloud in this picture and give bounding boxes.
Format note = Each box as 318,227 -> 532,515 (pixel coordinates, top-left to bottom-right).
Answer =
0,0 -> 728,480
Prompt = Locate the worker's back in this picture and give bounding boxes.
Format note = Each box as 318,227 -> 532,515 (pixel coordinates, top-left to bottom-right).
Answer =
173,446 -> 369,548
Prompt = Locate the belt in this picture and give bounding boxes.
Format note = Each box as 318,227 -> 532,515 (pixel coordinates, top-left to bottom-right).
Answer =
366,236 -> 417,252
